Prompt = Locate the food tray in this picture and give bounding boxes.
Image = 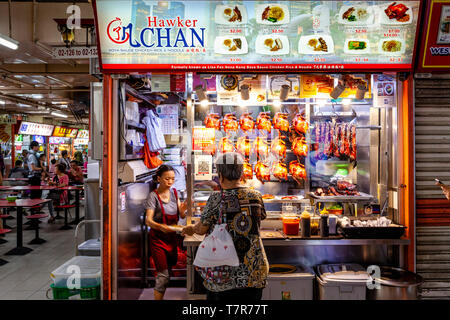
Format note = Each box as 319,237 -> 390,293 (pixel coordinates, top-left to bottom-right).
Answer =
339,225 -> 406,239
260,230 -> 286,239
309,192 -> 374,202
262,195 -> 307,203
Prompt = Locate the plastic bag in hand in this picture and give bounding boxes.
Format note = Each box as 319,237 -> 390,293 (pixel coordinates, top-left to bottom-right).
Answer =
193,224 -> 239,268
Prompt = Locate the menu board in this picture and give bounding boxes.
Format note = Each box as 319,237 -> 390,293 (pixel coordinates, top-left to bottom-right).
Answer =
18,122 -> 54,136
94,0 -> 420,72
32,135 -> 46,144
77,129 -> 89,139
49,137 -> 71,144
53,126 -> 78,138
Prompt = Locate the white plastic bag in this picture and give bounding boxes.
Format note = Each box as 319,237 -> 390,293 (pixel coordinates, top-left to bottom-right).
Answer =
193,223 -> 239,268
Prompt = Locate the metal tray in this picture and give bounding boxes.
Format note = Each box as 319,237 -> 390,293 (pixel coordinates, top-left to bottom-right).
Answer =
339,226 -> 406,239
309,192 -> 374,202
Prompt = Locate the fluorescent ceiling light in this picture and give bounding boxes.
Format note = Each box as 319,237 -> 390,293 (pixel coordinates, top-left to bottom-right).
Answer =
273,99 -> 282,108
0,101 -> 5,105
0,34 -> 19,50
51,111 -> 68,118
18,103 -> 31,108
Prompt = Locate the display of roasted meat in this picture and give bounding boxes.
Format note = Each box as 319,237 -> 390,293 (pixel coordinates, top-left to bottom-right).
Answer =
292,137 -> 308,158
271,136 -> 287,158
256,112 -> 272,133
262,6 -> 270,21
222,113 -> 238,134
337,180 -> 358,191
253,137 -> 269,159
350,124 -> 356,161
242,161 -> 253,180
204,113 -> 221,130
219,137 -> 235,154
314,181 -> 360,197
289,160 -> 306,183
334,124 -> 342,158
255,161 -> 270,184
340,123 -> 350,157
236,136 -> 252,157
273,112 -> 289,132
324,122 -> 334,157
272,161 -> 288,181
239,113 -> 255,133
384,2 -> 409,22
292,114 -> 309,135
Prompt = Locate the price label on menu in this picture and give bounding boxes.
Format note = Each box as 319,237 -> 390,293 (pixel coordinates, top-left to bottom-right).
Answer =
230,58 -> 242,62
271,58 -> 283,62
354,57 -> 369,62
384,29 -> 402,37
389,57 -> 404,63
229,29 -> 242,34
272,29 -> 284,33
313,57 -> 326,63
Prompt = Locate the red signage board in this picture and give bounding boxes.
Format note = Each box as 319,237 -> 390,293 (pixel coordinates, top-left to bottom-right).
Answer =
52,126 -> 79,138
417,0 -> 450,72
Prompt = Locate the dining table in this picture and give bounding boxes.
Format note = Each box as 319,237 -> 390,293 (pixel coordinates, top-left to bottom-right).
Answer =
0,199 -> 51,255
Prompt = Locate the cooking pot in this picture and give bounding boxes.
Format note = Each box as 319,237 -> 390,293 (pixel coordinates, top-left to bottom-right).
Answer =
366,266 -> 423,300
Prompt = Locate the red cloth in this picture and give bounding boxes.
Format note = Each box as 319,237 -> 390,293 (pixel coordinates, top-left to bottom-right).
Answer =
143,134 -> 163,169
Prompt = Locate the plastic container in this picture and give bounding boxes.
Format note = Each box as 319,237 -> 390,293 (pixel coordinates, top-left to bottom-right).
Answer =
50,283 -> 100,300
262,265 -> 315,300
78,238 -> 101,256
50,256 -> 101,288
282,216 -> 300,235
316,263 -> 370,300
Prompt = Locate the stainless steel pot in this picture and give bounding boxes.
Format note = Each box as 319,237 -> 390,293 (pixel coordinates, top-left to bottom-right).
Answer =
367,266 -> 423,300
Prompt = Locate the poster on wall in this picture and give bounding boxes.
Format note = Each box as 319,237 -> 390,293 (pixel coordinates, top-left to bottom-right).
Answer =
417,0 -> 450,71
217,74 -> 266,105
94,0 -> 421,72
437,5 -> 450,44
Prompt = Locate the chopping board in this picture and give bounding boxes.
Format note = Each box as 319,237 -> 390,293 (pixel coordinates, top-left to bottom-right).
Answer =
260,230 -> 286,239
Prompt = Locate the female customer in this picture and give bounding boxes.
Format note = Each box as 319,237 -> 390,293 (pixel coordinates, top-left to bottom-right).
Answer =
46,164 -> 69,223
182,152 -> 269,301
144,165 -> 187,300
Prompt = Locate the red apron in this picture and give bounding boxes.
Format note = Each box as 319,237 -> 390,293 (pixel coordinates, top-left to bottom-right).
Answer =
149,189 -> 179,272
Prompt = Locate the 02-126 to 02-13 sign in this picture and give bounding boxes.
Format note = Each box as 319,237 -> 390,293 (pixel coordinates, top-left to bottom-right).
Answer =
52,46 -> 98,59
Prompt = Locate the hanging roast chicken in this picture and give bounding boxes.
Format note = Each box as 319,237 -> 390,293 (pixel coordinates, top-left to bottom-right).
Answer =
292,137 -> 308,157
289,160 -> 306,183
236,136 -> 251,157
222,113 -> 238,134
256,112 -> 272,133
219,137 -> 235,154
239,113 -> 255,133
243,161 -> 253,180
253,137 -> 270,159
350,124 -> 356,161
272,161 -> 288,181
204,113 -> 221,130
273,112 -> 289,132
292,114 -> 309,135
271,136 -> 287,159
255,161 -> 270,184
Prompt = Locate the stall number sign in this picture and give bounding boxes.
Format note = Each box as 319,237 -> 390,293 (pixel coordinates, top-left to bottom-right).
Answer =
18,122 -> 54,136
52,46 -> 98,59
77,129 -> 89,139
53,126 -> 79,138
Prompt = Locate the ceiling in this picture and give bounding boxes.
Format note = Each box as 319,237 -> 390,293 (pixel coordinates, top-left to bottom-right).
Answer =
0,0 -> 98,127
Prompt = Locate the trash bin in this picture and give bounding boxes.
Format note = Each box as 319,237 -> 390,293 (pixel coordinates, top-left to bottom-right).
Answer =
262,265 -> 315,300
367,266 -> 423,300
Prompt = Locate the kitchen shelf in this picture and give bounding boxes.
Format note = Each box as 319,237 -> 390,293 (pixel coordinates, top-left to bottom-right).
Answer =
125,84 -> 157,108
309,192 -> 374,203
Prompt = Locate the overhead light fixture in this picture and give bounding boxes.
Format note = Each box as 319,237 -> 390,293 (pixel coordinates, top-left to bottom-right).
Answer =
342,99 -> 351,106
0,100 -> 5,105
330,83 -> 346,99
240,84 -> 250,101
57,25 -> 75,48
200,99 -> 209,108
51,111 -> 68,118
0,33 -> 19,50
18,103 -> 31,108
279,84 -> 290,101
239,100 -> 248,108
273,99 -> 282,108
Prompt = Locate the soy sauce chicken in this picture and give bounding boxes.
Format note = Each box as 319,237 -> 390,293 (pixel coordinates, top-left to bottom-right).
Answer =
292,114 -> 309,135
272,161 -> 288,181
223,114 -> 238,134
219,137 -> 235,154
253,137 -> 269,159
255,161 -> 270,184
239,113 -> 255,133
271,136 -> 287,158
256,112 -> 272,133
242,161 -> 253,180
273,112 -> 289,132
204,113 -> 221,130
236,136 -> 251,157
289,160 -> 306,182
292,137 -> 308,157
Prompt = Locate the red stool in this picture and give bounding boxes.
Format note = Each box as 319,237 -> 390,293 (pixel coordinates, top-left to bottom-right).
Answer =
26,214 -> 48,245
0,214 -> 13,230
0,229 -> 11,265
54,205 -> 75,230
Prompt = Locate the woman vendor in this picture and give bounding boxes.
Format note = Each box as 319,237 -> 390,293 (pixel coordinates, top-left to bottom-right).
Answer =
144,165 -> 187,300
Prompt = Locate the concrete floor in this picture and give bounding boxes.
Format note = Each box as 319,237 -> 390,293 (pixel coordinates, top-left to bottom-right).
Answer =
0,208 -> 82,300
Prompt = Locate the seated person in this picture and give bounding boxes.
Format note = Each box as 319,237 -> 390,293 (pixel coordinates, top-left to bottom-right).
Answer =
67,160 -> 84,185
8,160 -> 28,178
47,164 -> 69,223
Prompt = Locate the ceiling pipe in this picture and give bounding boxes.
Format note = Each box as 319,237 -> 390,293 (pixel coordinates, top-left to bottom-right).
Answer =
0,88 -> 89,93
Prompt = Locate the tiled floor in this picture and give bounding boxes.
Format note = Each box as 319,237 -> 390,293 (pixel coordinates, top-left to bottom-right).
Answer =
0,208 -> 82,300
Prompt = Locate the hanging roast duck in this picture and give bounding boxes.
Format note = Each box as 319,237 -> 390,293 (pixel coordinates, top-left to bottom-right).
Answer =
219,137 -> 235,154
273,112 -> 289,132
236,136 -> 252,157
204,113 -> 221,130
242,161 -> 253,180
271,136 -> 287,159
292,137 -> 308,157
272,161 -> 288,181
239,113 -> 255,133
256,112 -> 272,133
222,113 -> 238,134
255,161 -> 270,184
289,160 -> 306,183
253,137 -> 270,159
292,114 -> 309,135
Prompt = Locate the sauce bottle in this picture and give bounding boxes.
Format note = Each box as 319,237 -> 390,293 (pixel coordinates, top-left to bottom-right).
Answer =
300,209 -> 311,238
